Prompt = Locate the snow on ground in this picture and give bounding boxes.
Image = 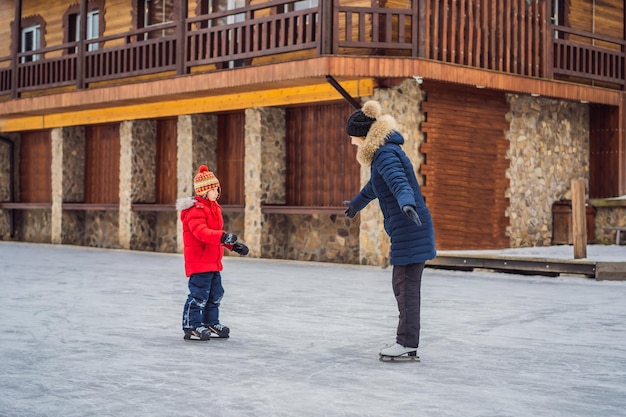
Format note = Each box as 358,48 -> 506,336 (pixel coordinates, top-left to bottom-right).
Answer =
439,244 -> 626,262
1,242 -> 625,417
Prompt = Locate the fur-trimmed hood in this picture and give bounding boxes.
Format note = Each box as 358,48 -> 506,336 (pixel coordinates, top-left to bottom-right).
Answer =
176,196 -> 196,211
356,114 -> 400,166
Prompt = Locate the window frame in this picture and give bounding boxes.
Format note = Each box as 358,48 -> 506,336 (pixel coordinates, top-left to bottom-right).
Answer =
63,1 -> 105,54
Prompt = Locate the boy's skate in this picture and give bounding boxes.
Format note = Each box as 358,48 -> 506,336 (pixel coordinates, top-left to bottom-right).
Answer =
183,326 -> 211,342
207,323 -> 230,339
379,343 -> 420,362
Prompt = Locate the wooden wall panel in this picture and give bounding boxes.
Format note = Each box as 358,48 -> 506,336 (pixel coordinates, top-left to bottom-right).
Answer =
421,82 -> 510,250
0,1 -> 13,58
286,102 -> 360,207
19,130 -> 52,203
155,117 -> 177,204
568,0 -> 624,48
589,104 -> 620,198
84,123 -> 120,204
217,111 -> 245,205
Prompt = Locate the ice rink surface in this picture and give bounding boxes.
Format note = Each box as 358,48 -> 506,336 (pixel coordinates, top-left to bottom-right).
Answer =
1,242 -> 625,417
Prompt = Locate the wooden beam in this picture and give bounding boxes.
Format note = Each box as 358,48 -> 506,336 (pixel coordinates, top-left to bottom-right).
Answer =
0,79 -> 375,131
571,179 -> 587,259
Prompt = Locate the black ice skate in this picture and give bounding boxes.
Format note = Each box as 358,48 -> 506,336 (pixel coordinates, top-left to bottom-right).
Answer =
207,323 -> 230,339
183,326 -> 211,342
379,343 -> 420,362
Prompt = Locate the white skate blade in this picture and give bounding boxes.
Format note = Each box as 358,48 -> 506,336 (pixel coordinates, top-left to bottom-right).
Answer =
379,353 -> 420,362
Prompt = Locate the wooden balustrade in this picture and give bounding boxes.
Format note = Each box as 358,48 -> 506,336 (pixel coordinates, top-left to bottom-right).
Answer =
1,2 -> 625,98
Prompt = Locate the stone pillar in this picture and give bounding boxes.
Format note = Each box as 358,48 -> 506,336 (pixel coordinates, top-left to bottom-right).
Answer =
50,128 -> 63,244
119,121 -> 134,250
244,107 -> 286,257
119,120 -> 157,250
176,114 -> 217,253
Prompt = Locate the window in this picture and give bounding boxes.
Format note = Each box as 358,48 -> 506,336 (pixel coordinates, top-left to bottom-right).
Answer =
21,25 -> 41,62
201,0 -> 246,24
68,10 -> 100,52
284,0 -> 318,12
137,0 -> 175,38
552,0 -> 566,39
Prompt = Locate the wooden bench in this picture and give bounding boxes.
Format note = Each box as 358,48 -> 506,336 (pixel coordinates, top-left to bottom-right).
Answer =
603,226 -> 626,245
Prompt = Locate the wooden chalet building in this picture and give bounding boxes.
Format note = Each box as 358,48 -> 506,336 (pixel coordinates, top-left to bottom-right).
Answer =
1,0 -> 625,266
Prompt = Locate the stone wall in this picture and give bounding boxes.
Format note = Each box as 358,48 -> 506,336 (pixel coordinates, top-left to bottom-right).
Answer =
156,212 -> 178,253
594,207 -> 626,244
223,211 -> 245,256
285,214 -> 360,263
506,95 -> 589,247
16,210 -> 51,243
0,135 -> 17,240
84,211 -> 120,248
55,126 -> 87,245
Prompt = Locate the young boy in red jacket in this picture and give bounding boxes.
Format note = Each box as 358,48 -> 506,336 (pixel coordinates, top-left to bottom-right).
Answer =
176,165 -> 249,341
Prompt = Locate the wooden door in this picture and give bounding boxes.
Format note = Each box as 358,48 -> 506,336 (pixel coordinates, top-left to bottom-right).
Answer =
84,123 -> 120,204
19,130 -> 52,203
217,111 -> 245,205
156,118 -> 178,204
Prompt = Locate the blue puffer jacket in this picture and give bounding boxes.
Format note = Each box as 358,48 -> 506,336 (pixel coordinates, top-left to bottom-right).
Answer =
349,116 -> 436,266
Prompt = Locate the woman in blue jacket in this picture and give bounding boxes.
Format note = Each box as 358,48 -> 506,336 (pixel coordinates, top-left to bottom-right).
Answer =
344,100 -> 436,359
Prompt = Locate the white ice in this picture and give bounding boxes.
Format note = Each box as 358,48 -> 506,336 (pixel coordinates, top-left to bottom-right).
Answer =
1,242 -> 625,417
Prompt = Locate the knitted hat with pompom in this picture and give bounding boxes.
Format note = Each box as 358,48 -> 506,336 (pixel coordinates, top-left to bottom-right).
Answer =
346,100 -> 382,137
193,165 -> 220,197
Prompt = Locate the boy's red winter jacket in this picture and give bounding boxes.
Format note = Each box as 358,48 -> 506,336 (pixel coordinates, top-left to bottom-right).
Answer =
176,196 -> 233,277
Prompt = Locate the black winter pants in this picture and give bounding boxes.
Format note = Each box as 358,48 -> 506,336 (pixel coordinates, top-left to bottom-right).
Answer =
392,262 -> 425,348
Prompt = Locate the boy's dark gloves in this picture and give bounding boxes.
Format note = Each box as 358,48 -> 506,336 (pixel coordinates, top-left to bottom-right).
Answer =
402,205 -> 422,226
232,242 -> 249,256
343,201 -> 357,219
221,232 -> 238,244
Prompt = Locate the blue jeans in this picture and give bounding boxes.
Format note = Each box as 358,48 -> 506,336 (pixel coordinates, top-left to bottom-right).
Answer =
182,272 -> 224,330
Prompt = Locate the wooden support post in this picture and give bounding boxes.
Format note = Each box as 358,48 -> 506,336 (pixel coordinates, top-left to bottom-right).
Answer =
11,0 -> 22,99
318,0 -> 333,55
571,179 -> 587,259
414,0 -> 423,57
175,0 -> 188,75
76,0 -> 87,90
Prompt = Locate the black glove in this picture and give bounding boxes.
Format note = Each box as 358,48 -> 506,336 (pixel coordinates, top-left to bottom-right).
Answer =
221,232 -> 237,245
232,242 -> 249,256
402,205 -> 422,226
343,201 -> 357,219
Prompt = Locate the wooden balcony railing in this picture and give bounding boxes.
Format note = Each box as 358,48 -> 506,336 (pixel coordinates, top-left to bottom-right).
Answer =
553,25 -> 626,88
1,0 -> 626,99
